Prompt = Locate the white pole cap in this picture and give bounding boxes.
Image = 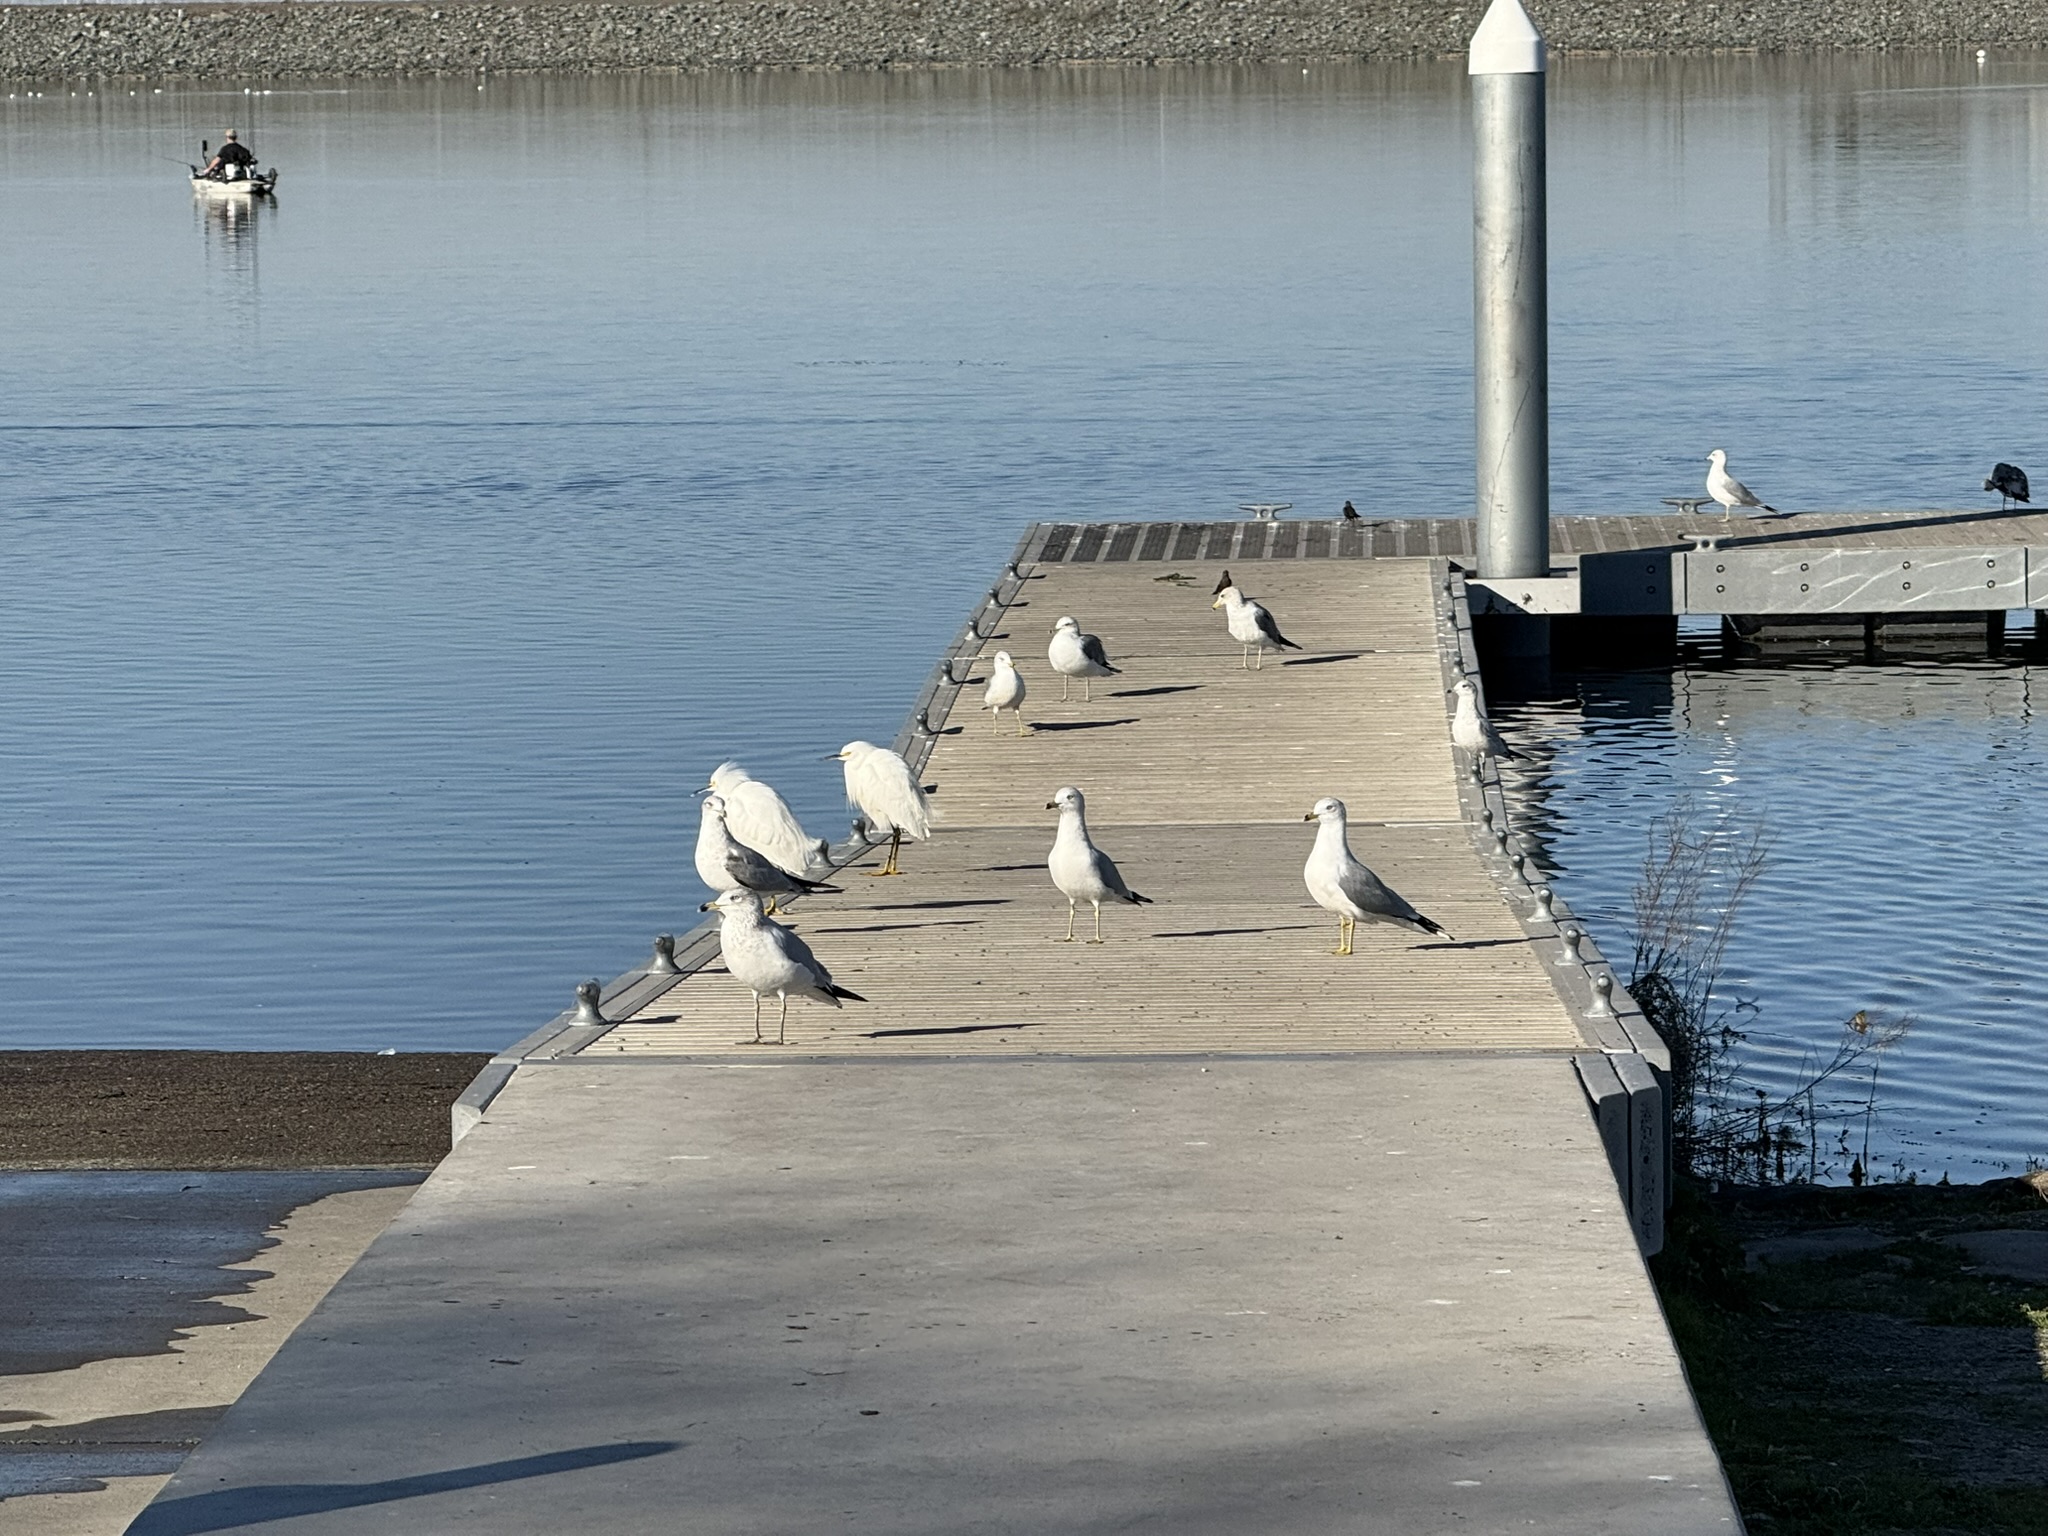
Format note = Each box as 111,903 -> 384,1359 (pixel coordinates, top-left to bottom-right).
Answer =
1468,0 -> 1545,75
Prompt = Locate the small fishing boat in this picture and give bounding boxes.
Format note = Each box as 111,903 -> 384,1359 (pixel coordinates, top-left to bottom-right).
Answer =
190,167 -> 278,198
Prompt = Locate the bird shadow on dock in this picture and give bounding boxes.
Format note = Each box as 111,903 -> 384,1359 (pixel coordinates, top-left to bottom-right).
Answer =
864,1021 -> 1043,1039
812,919 -> 984,935
1151,924 -> 1321,938
1280,652 -> 1368,667
127,1442 -> 681,1535
1109,685 -> 1201,699
1420,937 -> 1524,952
869,898 -> 1010,911
1027,718 -> 1139,732
977,863 -> 1044,873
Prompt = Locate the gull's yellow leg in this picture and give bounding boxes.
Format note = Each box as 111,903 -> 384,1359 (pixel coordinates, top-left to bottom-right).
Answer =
751,993 -> 764,1042
1061,675 -> 1072,701
1083,678 -> 1092,702
777,995 -> 789,1045
763,895 -> 781,916
1015,711 -> 1028,738
1061,900 -> 1077,942
1088,903 -> 1104,944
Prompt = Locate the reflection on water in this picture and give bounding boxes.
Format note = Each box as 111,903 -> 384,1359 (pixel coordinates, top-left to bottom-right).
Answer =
1495,636 -> 2048,1182
4,60 -> 2048,1093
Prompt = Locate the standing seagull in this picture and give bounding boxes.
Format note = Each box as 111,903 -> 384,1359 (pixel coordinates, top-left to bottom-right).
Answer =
1449,677 -> 1522,767
1048,616 -> 1120,701
1210,571 -> 1302,668
833,741 -> 931,876
1985,462 -> 2031,509
695,794 -> 841,913
1302,797 -> 1453,956
981,650 -> 1028,736
699,890 -> 865,1043
1705,449 -> 1780,516
1045,785 -> 1151,943
703,763 -> 831,879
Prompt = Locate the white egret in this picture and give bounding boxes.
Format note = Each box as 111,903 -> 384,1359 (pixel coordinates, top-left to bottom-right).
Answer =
832,741 -> 931,877
702,763 -> 831,879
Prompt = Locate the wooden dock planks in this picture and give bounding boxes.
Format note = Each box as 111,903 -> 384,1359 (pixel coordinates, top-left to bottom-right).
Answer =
602,557 -> 1585,1058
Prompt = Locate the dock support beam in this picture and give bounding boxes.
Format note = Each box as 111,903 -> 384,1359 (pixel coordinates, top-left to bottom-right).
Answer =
1471,0 -> 1549,585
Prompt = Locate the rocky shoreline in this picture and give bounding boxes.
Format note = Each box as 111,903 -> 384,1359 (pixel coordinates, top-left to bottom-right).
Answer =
3,0 -> 2046,84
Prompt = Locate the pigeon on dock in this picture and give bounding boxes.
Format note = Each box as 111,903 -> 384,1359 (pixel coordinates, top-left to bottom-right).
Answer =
980,650 -> 1028,735
832,741 -> 931,876
1985,462 -> 2031,509
699,890 -> 864,1043
1706,449 -> 1780,516
1302,797 -> 1452,956
702,762 -> 832,879
1046,785 -> 1151,943
1048,616 -> 1120,701
1210,571 -> 1302,668
695,795 -> 842,912
1450,678 -> 1522,766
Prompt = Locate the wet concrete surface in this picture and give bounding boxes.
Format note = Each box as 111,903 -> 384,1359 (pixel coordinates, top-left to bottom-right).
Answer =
1,1171 -> 423,1377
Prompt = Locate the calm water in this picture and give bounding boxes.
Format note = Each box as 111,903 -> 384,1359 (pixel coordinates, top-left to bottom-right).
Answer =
2,58 -> 2047,1173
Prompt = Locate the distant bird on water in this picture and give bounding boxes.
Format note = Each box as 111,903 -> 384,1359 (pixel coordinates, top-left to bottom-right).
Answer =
1450,677 -> 1522,766
1341,500 -> 1362,521
699,890 -> 864,1043
1046,785 -> 1151,943
695,794 -> 841,913
1985,462 -> 2031,509
1302,797 -> 1453,956
702,763 -> 831,879
980,650 -> 1028,736
832,741 -> 930,876
1706,449 -> 1780,516
1048,616 -> 1120,701
1211,570 -> 1301,668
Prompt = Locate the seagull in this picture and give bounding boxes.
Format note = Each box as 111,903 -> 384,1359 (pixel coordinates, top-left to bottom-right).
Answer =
699,890 -> 865,1043
832,741 -> 930,877
1450,678 -> 1522,765
702,763 -> 831,879
1045,785 -> 1151,943
1302,797 -> 1453,956
1706,449 -> 1780,517
695,795 -> 841,913
1210,571 -> 1302,668
1048,616 -> 1120,701
1341,500 -> 1361,521
980,650 -> 1028,736
1985,462 -> 2031,509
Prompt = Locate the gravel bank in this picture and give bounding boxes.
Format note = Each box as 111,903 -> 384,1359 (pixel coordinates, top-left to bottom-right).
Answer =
2,0 -> 2044,84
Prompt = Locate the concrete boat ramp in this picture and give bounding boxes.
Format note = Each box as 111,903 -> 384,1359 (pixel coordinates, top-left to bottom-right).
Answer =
130,534 -> 1739,1534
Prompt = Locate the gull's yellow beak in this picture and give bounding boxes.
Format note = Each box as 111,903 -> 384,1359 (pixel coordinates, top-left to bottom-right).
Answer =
1210,595 -> 1225,610
1302,810 -> 1316,821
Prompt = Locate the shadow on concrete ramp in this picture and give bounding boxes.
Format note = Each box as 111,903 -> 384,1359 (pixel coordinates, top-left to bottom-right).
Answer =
128,1440 -> 679,1533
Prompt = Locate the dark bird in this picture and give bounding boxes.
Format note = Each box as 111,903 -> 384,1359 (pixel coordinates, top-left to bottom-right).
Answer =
1341,500 -> 1361,521
1985,462 -> 2030,509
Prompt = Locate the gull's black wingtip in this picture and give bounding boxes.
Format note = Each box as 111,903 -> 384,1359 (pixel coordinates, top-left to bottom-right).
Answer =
829,985 -> 868,1002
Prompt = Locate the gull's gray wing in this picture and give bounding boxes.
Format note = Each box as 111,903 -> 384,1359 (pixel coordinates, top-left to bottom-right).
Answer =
1094,848 -> 1151,905
1339,860 -> 1446,937
1252,603 -> 1300,649
1079,632 -> 1117,671
727,842 -> 797,893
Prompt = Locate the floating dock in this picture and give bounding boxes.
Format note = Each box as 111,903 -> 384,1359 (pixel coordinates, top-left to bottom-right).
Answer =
132,528 -> 1739,1535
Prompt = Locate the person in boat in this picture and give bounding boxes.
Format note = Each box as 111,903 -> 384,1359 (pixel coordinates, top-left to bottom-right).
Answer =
198,130 -> 256,181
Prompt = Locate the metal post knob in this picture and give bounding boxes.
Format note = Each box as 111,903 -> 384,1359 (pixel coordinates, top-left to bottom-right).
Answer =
1588,971 -> 1617,1018
1560,925 -> 1583,964
649,935 -> 680,975
572,979 -> 608,1027
1531,884 -> 1556,922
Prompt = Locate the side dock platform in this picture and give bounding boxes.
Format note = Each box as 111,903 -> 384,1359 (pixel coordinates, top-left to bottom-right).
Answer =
131,526 -> 1740,1535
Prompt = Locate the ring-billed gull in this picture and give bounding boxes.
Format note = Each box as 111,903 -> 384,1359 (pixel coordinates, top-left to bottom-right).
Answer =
702,763 -> 831,879
1450,678 -> 1522,764
696,794 -> 842,912
1985,462 -> 2031,509
1705,450 -> 1780,517
1046,785 -> 1151,943
1048,617 -> 1120,701
832,741 -> 931,876
981,650 -> 1028,736
1210,571 -> 1301,668
699,890 -> 865,1043
1303,798 -> 1453,955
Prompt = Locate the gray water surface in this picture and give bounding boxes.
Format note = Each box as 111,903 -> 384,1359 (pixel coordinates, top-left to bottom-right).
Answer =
3,59 -> 2048,1176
